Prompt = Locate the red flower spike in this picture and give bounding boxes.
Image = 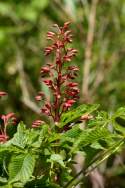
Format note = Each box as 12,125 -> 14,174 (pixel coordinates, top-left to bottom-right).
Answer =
0,112 -> 17,126
34,22 -> 79,123
0,112 -> 17,143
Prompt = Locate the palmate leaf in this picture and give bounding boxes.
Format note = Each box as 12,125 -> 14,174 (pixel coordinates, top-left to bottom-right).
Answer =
8,122 -> 49,149
8,153 -> 35,185
59,104 -> 99,128
71,127 -> 113,153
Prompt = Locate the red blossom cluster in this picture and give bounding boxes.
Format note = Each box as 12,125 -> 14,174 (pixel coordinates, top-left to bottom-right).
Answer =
35,22 -> 79,123
0,112 -> 17,143
0,91 -> 17,143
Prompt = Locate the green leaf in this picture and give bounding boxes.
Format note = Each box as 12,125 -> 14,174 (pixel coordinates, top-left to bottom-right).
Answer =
48,154 -> 65,168
48,133 -> 61,143
88,111 -> 110,127
113,107 -> 125,135
8,153 -> 35,184
9,122 -> 27,149
90,142 -> 104,150
113,107 -> 125,120
59,104 -> 99,128
71,127 -> 112,153
61,124 -> 83,139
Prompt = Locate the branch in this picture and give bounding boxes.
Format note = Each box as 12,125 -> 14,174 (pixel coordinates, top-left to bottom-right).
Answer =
82,0 -> 98,102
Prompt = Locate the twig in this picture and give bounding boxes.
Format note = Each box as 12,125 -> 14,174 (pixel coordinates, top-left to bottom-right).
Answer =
15,48 -> 50,124
15,49 -> 40,114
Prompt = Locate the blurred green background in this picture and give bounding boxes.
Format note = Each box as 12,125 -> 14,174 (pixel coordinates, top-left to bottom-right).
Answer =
0,0 -> 125,187
0,0 -> 125,124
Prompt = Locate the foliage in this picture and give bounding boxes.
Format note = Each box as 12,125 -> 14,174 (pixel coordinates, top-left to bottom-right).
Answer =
0,106 -> 125,187
0,0 -> 125,125
0,21 -> 125,188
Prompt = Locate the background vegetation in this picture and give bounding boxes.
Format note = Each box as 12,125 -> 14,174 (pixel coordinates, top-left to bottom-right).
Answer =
0,0 -> 125,187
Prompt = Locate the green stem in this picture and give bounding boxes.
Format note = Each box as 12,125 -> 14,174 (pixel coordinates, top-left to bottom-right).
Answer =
64,139 -> 124,188
64,169 -> 85,188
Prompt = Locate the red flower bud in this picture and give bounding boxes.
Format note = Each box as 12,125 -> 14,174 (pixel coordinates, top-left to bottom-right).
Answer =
0,91 -> 7,97
40,66 -> 50,74
32,120 -> 44,128
45,102 -> 51,109
63,48 -> 78,62
80,114 -> 93,121
35,92 -> 45,101
43,80 -> 53,87
0,112 -> 17,126
67,82 -> 78,87
44,46 -> 54,56
41,107 -> 50,116
47,31 -> 55,40
68,66 -> 79,71
0,134 -> 9,142
63,99 -> 75,108
35,96 -> 42,101
63,22 -> 71,30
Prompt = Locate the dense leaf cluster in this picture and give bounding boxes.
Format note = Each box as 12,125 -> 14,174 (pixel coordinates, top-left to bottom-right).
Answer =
0,104 -> 125,187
